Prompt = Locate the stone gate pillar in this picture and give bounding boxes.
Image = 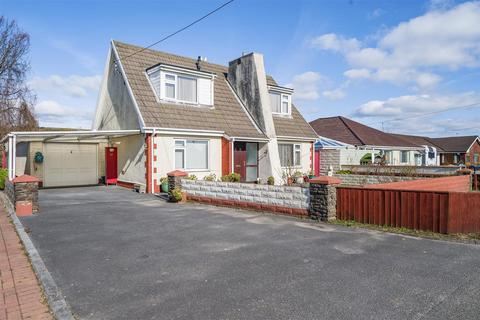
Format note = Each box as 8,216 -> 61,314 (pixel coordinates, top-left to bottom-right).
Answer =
309,176 -> 341,221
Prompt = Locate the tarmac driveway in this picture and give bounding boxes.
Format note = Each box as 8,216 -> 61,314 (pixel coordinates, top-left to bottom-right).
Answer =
21,186 -> 480,320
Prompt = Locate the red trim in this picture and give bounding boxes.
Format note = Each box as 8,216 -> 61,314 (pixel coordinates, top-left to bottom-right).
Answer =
146,135 -> 152,193
221,137 -> 232,176
117,180 -> 135,189
154,179 -> 160,193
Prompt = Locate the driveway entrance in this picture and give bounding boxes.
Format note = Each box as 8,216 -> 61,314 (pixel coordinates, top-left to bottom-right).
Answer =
20,186 -> 480,320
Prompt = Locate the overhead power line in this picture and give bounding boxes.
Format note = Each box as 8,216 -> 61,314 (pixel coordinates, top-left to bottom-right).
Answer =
124,0 -> 235,61
368,101 -> 480,126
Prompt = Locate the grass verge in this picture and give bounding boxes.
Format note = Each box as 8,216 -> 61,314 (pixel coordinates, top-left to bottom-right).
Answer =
330,219 -> 480,244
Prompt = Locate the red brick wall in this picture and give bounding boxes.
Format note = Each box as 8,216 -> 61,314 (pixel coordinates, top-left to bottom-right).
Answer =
466,139 -> 480,166
221,138 -> 232,176
365,175 -> 471,193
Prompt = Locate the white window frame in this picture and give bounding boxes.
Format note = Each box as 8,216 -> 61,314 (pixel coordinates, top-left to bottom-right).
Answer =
146,65 -> 214,106
279,143 -> 301,168
270,92 -> 291,116
174,139 -> 210,171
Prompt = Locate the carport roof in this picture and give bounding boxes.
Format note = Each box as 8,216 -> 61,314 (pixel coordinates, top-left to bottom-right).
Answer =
2,130 -> 141,143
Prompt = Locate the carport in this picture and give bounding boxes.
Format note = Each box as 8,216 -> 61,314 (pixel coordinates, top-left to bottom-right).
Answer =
1,130 -> 140,187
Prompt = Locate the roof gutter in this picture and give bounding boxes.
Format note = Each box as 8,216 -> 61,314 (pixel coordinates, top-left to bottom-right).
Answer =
276,135 -> 317,142
143,127 -> 224,137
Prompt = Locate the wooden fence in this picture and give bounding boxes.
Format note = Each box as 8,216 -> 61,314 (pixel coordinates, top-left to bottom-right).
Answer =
336,187 -> 480,234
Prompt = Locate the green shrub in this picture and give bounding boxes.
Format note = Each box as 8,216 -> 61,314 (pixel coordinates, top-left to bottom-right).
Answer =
267,176 -> 275,185
169,187 -> 183,202
0,169 -> 7,190
335,170 -> 352,175
221,173 -> 241,182
160,176 -> 168,184
203,173 -> 217,181
187,174 -> 197,181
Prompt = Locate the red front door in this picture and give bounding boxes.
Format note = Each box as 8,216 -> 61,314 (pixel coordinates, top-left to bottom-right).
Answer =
234,142 -> 246,181
315,149 -> 320,176
105,147 -> 118,185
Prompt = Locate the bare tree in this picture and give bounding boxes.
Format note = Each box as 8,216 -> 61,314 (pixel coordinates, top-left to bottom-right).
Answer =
0,16 -> 37,138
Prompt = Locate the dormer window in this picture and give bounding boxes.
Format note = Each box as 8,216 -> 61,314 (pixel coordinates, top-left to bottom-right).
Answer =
147,64 -> 214,106
268,85 -> 293,116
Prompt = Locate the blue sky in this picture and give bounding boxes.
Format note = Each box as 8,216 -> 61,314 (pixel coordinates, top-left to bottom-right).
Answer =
2,0 -> 480,136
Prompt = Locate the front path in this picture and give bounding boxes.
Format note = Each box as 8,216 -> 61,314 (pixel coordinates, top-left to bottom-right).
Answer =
0,206 -> 51,320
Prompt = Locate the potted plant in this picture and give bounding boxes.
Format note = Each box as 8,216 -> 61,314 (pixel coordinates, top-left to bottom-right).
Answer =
169,187 -> 185,203
293,170 -> 303,184
160,177 -> 169,193
267,176 -> 275,185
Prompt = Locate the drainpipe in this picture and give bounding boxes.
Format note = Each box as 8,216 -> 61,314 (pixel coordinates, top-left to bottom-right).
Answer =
231,137 -> 235,174
151,129 -> 156,194
12,135 -> 16,180
7,135 -> 13,181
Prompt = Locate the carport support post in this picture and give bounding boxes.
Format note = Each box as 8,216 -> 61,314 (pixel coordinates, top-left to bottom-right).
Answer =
309,176 -> 341,221
167,170 -> 188,194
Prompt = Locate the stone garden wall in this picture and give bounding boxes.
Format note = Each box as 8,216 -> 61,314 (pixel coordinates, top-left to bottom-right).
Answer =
333,174 -> 420,186
181,179 -> 310,216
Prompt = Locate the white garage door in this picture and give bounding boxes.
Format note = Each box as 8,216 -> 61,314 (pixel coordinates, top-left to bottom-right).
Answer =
44,143 -> 98,187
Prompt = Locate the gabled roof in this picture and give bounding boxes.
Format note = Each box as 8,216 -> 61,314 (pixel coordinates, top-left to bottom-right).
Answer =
309,116 -> 419,148
113,41 -> 316,139
390,133 -> 443,151
428,135 -> 479,153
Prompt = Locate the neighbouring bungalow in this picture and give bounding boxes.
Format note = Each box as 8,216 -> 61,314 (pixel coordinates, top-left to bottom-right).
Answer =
1,41 -> 317,191
430,136 -> 480,166
309,116 -> 429,175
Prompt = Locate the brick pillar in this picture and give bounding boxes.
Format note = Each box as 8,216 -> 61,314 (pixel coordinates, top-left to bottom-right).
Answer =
167,170 -> 188,193
309,176 -> 341,221
8,175 -> 41,216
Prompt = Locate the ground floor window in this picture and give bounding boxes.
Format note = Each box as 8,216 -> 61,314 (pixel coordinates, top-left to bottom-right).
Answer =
279,144 -> 301,167
401,151 -> 409,163
475,153 -> 479,164
174,139 -> 208,170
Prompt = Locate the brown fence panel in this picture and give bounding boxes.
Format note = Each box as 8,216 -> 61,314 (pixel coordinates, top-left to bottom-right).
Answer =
336,187 -> 451,233
448,192 -> 480,233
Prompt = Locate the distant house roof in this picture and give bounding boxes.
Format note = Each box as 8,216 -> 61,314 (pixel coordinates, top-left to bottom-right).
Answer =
113,41 -> 316,139
390,133 -> 443,151
428,136 -> 479,153
309,116 -> 419,148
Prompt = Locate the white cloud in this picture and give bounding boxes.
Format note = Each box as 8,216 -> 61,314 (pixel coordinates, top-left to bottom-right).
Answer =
309,33 -> 360,54
354,92 -> 480,117
344,68 -> 372,79
35,100 -> 93,128
287,71 -> 325,101
29,75 -> 101,98
322,89 -> 346,101
310,1 -> 480,88
367,8 -> 385,20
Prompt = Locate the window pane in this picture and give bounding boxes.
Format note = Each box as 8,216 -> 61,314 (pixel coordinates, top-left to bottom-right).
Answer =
165,74 -> 175,81
246,167 -> 257,182
282,101 -> 289,114
175,149 -> 184,169
278,144 -> 293,167
246,143 -> 257,165
269,93 -> 281,113
175,140 -> 185,147
294,150 -> 301,166
186,140 -> 208,169
178,76 -> 197,102
165,83 -> 175,99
